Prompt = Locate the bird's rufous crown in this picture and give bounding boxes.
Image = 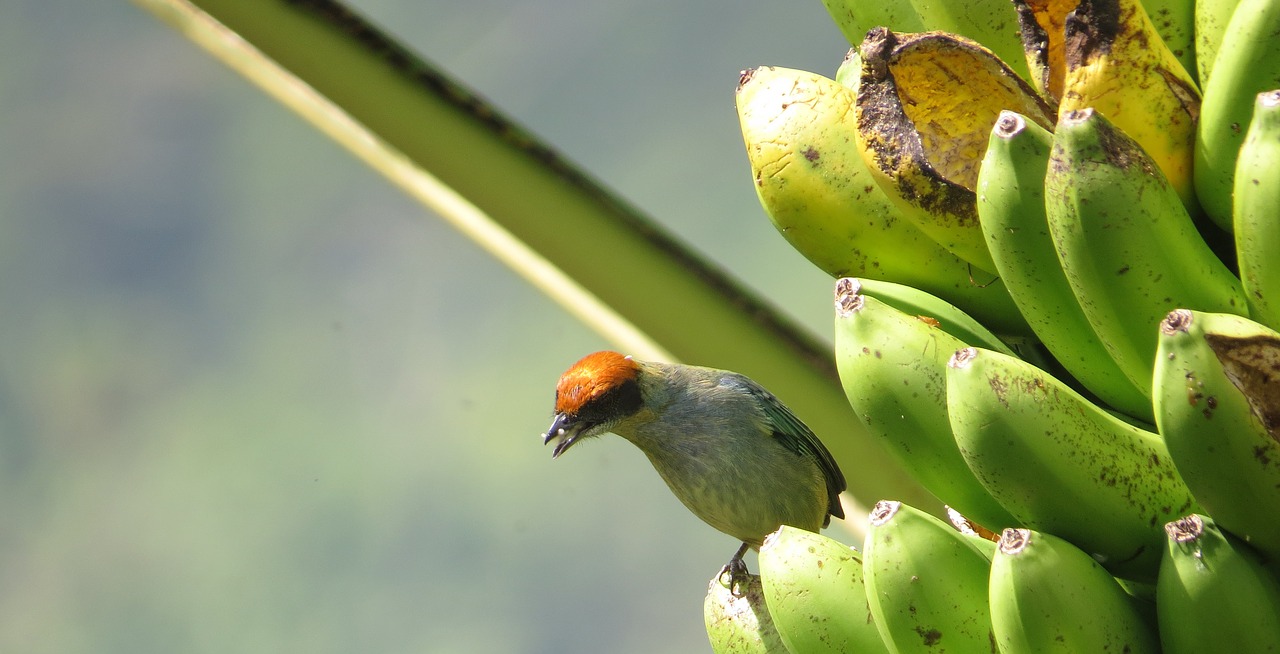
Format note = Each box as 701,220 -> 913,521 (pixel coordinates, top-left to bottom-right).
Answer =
554,351 -> 640,415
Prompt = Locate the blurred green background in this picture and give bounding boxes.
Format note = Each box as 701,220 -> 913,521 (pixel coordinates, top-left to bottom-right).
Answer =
0,1 -> 851,652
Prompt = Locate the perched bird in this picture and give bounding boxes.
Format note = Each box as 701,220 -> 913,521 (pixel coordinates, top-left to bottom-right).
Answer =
543,351 -> 846,586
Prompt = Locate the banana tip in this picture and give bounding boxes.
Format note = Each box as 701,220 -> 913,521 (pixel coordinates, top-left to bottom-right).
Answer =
834,278 -> 865,317
868,499 -> 900,526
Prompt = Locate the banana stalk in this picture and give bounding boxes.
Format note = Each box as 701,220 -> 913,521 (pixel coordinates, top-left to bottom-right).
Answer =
736,64 -> 1029,334
1045,108 -> 1245,398
1154,309 -> 1280,560
1157,514 -> 1280,653
854,27 -> 1055,274
757,526 -> 888,654
977,110 -> 1152,420
834,281 -> 1020,532
990,528 -> 1160,653
946,346 -> 1198,580
862,500 -> 995,653
1059,0 -> 1202,212
1234,89 -> 1280,330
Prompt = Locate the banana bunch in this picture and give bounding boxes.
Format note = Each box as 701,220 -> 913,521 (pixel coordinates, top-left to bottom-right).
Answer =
712,0 -> 1280,649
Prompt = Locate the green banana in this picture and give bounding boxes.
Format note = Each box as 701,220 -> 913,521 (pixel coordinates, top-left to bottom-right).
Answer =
862,500 -> 995,653
946,346 -> 1198,580
1194,0 -> 1280,230
704,571 -> 787,654
1157,514 -> 1280,653
834,282 -> 1019,532
736,64 -> 1029,334
836,278 -> 1017,355
1235,89 -> 1280,330
855,28 -> 1056,275
989,528 -> 1160,653
757,526 -> 889,653
1138,0 -> 1196,77
977,109 -> 1153,421
1045,107 -> 1246,398
906,0 -> 1032,80
1193,0 -> 1243,88
819,0 -> 924,49
834,47 -> 858,88
1154,309 -> 1280,560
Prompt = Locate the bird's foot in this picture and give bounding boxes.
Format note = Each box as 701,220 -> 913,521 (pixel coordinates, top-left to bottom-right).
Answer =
716,542 -> 753,597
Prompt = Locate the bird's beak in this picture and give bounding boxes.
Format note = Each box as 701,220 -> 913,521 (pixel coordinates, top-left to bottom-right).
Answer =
543,413 -> 583,458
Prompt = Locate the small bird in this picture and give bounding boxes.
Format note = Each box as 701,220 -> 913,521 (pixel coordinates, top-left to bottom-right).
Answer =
543,351 -> 846,587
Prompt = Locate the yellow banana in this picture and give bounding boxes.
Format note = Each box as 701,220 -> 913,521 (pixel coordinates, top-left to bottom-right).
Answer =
1058,0 -> 1202,213
1011,0 -> 1075,105
855,27 -> 1056,274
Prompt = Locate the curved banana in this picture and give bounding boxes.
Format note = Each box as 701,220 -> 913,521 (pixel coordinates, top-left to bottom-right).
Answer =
736,65 -> 1029,334
757,526 -> 889,653
819,0 -> 924,49
836,278 -> 1016,355
1193,0 -> 1243,88
946,346 -> 1198,580
855,27 -> 1056,274
1194,0 -> 1280,229
989,528 -> 1160,653
1058,0 -> 1202,212
1234,89 -> 1280,330
977,110 -> 1152,420
862,500 -> 995,653
1157,514 -> 1280,653
704,571 -> 786,654
1138,0 -> 1197,77
834,281 -> 1020,532
1045,107 -> 1246,398
1154,309 -> 1280,560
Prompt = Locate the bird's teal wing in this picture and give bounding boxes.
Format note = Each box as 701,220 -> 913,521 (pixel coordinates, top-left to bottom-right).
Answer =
724,374 -> 847,521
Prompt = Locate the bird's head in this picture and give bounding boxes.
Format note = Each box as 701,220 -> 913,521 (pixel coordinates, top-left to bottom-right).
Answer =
544,351 -> 644,458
